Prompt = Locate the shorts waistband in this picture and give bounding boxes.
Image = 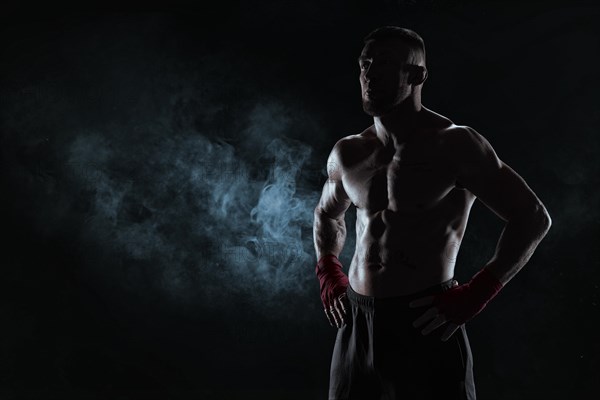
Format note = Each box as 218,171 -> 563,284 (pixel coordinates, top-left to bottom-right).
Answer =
346,278 -> 456,309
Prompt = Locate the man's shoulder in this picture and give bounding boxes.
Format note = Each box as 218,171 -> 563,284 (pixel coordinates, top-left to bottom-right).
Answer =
437,123 -> 502,186
330,127 -> 377,166
420,107 -> 489,141
336,126 -> 376,147
438,123 -> 470,141
438,123 -> 493,155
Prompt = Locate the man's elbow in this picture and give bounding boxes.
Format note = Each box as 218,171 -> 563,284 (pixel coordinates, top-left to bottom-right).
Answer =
510,203 -> 552,233
540,205 -> 552,235
531,203 -> 552,235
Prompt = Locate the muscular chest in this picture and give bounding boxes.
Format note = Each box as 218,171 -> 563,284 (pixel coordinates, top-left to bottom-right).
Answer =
343,142 -> 457,212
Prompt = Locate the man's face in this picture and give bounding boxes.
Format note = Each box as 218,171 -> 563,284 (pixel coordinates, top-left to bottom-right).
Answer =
359,39 -> 413,116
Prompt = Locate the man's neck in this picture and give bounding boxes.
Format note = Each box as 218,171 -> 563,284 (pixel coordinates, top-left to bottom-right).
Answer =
373,100 -> 424,148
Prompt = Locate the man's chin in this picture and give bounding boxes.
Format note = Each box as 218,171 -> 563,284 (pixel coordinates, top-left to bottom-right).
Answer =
362,101 -> 394,117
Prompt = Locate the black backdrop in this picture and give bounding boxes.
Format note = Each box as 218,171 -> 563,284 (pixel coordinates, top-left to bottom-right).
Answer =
1,1 -> 598,399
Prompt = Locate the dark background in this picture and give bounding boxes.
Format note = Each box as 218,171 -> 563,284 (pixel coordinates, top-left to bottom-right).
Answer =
1,0 -> 598,399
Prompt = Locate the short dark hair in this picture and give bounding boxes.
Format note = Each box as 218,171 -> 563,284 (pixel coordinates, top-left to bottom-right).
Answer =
363,26 -> 426,65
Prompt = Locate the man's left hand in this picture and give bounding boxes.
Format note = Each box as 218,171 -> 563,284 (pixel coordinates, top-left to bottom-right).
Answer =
409,280 -> 460,342
409,296 -> 461,342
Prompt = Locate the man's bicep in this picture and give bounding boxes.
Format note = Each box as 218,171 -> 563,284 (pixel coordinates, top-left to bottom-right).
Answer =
315,144 -> 352,220
456,127 -> 545,221
317,180 -> 351,221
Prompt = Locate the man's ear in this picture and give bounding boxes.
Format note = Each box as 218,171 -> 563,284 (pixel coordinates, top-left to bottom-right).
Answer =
409,65 -> 428,86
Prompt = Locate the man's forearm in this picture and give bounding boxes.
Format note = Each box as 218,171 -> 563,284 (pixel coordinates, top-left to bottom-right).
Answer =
483,205 -> 552,285
313,208 -> 347,261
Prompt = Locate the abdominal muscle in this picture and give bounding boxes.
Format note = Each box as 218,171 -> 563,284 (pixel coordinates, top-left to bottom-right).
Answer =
347,207 -> 463,297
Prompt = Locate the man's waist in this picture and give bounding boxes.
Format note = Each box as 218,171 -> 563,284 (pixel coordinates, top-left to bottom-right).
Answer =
345,278 -> 455,309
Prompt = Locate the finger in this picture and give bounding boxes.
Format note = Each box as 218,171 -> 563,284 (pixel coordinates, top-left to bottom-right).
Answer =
333,300 -> 346,327
421,314 -> 447,335
324,308 -> 335,327
329,305 -> 341,328
337,293 -> 348,314
409,295 -> 436,308
333,298 -> 346,326
337,293 -> 350,323
412,306 -> 439,329
342,296 -> 351,323
441,323 -> 461,342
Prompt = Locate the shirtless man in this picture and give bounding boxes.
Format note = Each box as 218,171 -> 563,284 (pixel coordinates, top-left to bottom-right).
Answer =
313,26 -> 552,400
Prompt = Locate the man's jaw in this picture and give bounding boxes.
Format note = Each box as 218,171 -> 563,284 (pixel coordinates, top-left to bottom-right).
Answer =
362,99 -> 396,117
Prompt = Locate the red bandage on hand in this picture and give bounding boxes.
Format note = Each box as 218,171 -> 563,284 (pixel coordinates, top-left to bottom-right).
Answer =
434,267 -> 504,324
316,254 -> 349,309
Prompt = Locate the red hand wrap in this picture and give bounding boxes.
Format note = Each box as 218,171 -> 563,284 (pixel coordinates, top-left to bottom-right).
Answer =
434,267 -> 504,324
316,254 -> 349,309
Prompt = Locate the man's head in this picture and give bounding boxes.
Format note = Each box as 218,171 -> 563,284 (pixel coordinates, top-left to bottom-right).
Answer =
359,26 -> 428,116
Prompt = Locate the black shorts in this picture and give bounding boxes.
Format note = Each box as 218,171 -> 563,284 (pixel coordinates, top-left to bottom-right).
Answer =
328,278 -> 477,400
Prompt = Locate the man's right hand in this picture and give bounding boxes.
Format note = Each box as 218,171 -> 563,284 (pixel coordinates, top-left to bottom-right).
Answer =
316,254 -> 351,328
325,292 -> 350,328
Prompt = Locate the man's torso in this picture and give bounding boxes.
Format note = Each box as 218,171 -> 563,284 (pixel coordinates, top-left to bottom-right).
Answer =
338,108 -> 477,296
